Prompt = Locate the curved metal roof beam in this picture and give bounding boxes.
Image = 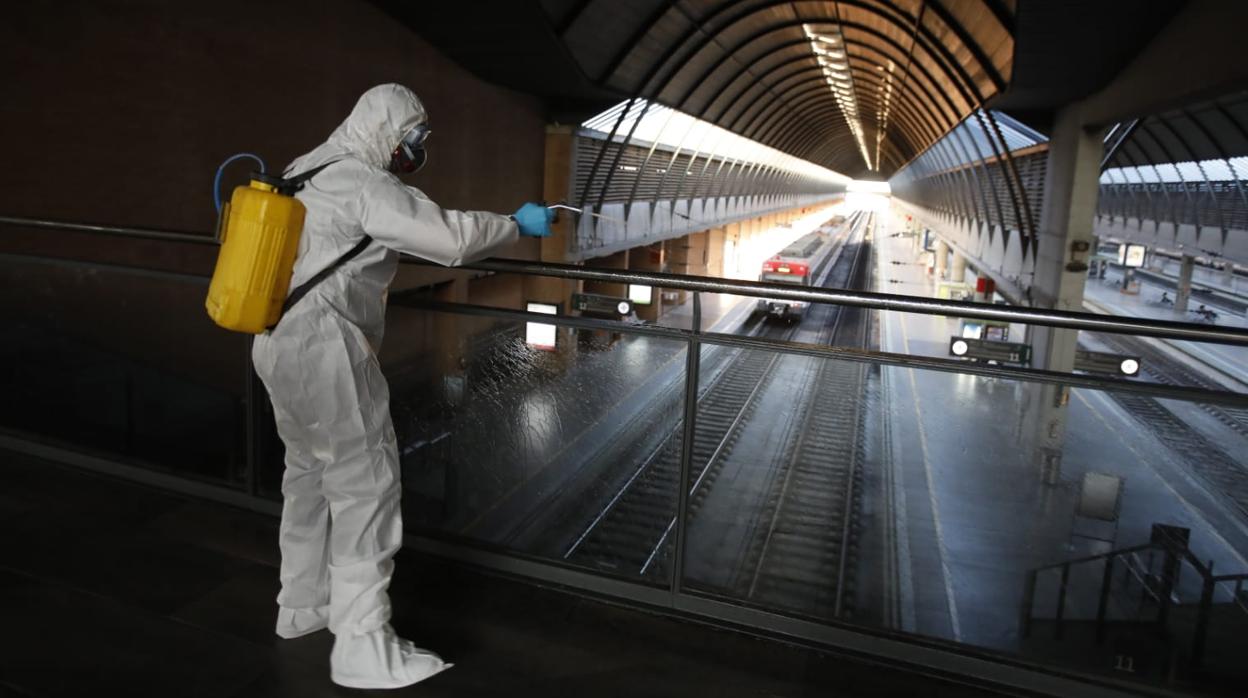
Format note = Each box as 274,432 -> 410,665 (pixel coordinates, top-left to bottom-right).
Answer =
712,39 -> 954,145
584,0 -> 1009,179
713,19 -> 971,152
752,79 -> 935,160
730,44 -> 953,136
604,6 -> 994,176
728,48 -> 943,152
755,80 -> 930,166
919,0 -> 1007,92
752,65 -> 933,159
762,97 -> 857,157
802,125 -> 874,167
773,105 -> 865,164
643,1 -> 998,122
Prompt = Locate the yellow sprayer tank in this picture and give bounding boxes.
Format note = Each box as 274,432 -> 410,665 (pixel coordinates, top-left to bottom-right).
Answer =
205,178 -> 306,333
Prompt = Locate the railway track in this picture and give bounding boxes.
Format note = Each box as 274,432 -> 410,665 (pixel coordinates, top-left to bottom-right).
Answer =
1096,332 -> 1248,439
562,344 -> 783,576
1090,332 -> 1248,520
563,215 -> 867,580
737,216 -> 872,620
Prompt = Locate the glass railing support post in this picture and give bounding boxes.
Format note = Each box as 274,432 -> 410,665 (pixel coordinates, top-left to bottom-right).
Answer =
1191,569 -> 1215,672
1096,556 -> 1115,644
1020,571 -> 1037,638
1055,563 -> 1070,640
672,292 -> 702,596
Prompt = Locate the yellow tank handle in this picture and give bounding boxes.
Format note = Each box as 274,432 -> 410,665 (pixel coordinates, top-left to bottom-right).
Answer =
250,179 -> 277,193
214,201 -> 232,243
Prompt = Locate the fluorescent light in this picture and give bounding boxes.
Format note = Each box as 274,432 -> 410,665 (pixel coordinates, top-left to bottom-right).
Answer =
525,302 -> 558,350
628,284 -> 652,305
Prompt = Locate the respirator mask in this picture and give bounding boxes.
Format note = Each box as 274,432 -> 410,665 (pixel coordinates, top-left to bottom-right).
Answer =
389,123 -> 431,174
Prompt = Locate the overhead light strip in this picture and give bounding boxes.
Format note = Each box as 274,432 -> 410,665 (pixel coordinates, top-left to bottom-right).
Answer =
804,23 -> 873,170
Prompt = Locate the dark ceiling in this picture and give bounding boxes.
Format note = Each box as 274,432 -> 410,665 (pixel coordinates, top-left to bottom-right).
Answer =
379,0 -> 1188,178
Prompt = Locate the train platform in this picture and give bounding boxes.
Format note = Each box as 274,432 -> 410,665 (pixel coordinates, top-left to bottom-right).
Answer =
655,289 -> 753,332
0,448 -> 1014,698
1082,270 -> 1248,391
1137,258 -> 1248,310
872,216 -> 1248,655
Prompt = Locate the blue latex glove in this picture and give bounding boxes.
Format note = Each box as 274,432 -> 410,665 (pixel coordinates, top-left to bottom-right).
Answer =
512,202 -> 555,238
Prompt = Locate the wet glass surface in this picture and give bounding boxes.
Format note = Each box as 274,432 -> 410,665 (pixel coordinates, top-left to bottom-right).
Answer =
389,307 -> 687,585
0,258 -> 249,485
8,247 -> 1248,691
680,345 -> 865,624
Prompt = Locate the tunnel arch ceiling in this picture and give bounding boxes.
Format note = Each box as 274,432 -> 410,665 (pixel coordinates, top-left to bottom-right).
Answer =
377,0 -> 1014,179
552,0 -> 1015,178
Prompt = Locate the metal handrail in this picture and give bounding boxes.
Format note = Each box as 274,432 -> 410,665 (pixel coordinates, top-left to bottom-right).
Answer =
399,297 -> 1248,407
5,212 -> 1248,346
1022,529 -> 1248,672
1029,543 -> 1156,576
427,257 -> 1248,345
0,215 -> 215,246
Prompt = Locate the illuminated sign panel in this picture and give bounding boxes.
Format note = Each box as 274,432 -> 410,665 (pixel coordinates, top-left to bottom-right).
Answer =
949,337 -> 1032,365
1117,243 -> 1146,268
525,302 -> 558,351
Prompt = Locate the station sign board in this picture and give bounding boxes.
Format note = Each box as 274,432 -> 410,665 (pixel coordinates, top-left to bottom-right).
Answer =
1074,349 -> 1141,377
949,336 -> 1032,365
572,293 -> 633,317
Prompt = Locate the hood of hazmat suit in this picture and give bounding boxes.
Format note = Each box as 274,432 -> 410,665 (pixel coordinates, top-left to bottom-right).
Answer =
251,84 -> 516,688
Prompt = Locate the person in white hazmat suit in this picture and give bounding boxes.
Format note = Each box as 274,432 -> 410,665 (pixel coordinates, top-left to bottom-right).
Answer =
251,84 -> 553,689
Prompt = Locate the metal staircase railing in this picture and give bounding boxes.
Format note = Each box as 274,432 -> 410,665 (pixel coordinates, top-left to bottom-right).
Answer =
1021,523 -> 1247,673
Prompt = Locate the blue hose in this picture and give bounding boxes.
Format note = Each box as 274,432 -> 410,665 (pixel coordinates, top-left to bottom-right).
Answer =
213,153 -> 267,214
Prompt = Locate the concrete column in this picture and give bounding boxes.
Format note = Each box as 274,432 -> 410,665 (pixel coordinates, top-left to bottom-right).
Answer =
706,227 -> 727,277
662,238 -> 689,306
525,125 -> 579,312
627,243 -> 664,322
584,249 -> 629,298
1028,104 -> 1107,484
1221,262 -> 1235,293
934,238 -> 949,279
1175,253 -> 1195,313
726,222 -> 743,276
524,125 -> 580,359
950,252 -> 967,284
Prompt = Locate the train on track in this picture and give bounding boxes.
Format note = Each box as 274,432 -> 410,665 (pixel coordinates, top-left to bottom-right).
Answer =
754,226 -> 837,322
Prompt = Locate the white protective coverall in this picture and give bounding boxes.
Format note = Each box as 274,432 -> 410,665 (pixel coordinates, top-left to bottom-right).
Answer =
251,84 -> 517,687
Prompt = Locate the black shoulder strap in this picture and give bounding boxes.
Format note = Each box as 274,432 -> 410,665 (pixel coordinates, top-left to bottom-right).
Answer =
267,160 -> 373,331
272,235 -> 373,329
281,159 -> 339,193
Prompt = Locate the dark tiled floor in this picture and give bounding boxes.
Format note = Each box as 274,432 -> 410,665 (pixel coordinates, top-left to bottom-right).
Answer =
0,450 -> 1010,697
